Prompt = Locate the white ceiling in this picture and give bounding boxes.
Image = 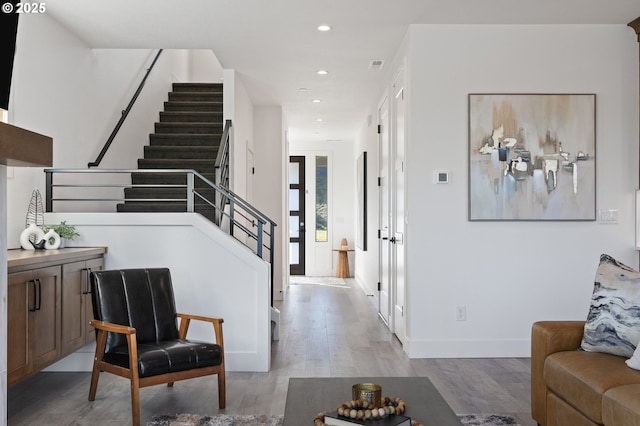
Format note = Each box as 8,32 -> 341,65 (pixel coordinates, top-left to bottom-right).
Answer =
45,0 -> 640,144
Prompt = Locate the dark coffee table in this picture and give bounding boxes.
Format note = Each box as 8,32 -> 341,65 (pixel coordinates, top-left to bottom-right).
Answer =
283,377 -> 462,426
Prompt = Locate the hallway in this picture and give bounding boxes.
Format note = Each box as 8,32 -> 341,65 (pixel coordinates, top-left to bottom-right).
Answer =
8,278 -> 535,425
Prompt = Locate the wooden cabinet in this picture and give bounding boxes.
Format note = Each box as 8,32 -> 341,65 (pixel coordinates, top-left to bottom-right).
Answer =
61,257 -> 104,353
8,265 -> 62,386
7,247 -> 107,386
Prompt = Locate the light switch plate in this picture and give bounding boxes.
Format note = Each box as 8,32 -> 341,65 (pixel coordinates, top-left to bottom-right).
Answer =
435,171 -> 449,184
598,209 -> 618,224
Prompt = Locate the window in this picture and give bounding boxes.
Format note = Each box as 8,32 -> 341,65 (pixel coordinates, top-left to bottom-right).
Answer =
315,156 -> 328,242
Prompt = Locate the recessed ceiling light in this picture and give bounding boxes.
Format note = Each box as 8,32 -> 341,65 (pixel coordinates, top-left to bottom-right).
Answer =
316,118 -> 324,122
299,88 -> 308,92
317,25 -> 332,32
312,99 -> 322,103
317,70 -> 329,75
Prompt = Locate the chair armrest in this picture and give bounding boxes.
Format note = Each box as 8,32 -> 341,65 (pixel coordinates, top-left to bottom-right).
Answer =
90,319 -> 136,335
531,321 -> 585,425
177,313 -> 224,325
176,313 -> 225,348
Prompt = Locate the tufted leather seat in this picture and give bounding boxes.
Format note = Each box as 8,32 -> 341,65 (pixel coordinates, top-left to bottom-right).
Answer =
88,268 -> 225,426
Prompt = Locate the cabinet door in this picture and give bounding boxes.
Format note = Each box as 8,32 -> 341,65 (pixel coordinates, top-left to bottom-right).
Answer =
7,271 -> 32,386
61,261 -> 86,353
61,257 -> 104,351
30,266 -> 62,371
83,258 -> 104,344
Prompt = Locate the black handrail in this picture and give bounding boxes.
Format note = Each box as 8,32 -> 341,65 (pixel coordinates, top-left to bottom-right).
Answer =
88,49 -> 164,168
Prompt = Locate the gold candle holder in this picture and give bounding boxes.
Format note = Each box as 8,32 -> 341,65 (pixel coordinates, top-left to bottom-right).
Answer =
352,383 -> 381,407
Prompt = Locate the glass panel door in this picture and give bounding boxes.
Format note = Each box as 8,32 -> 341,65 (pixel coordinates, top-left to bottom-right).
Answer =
289,156 -> 306,275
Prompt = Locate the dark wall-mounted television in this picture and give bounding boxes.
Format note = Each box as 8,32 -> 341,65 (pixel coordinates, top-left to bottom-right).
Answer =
1,2 -> 20,111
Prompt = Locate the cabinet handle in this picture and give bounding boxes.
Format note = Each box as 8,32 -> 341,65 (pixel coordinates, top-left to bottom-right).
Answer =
29,280 -> 37,312
82,268 -> 92,295
36,278 -> 42,311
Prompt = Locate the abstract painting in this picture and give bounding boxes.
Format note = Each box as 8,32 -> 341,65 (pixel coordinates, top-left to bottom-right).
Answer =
469,94 -> 596,221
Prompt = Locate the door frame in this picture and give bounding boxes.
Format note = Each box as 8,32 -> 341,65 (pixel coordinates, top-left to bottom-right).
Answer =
377,93 -> 391,326
390,68 -> 406,344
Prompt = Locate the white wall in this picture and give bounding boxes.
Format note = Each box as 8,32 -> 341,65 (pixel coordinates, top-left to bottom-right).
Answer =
253,106 -> 286,300
401,25 -> 639,357
353,117 -> 379,296
44,212 -> 271,372
222,69 -> 253,198
189,50 -> 224,82
290,140 -> 356,277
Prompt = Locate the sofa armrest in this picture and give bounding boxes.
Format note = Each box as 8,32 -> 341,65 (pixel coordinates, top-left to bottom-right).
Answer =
531,321 -> 585,426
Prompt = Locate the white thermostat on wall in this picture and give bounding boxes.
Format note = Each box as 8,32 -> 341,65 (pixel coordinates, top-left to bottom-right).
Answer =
434,171 -> 449,184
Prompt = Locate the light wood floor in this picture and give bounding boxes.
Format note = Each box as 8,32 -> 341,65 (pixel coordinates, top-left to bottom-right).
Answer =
8,278 -> 536,426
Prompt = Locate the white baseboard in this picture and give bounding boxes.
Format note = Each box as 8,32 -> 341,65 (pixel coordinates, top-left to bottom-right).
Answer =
406,338 -> 531,358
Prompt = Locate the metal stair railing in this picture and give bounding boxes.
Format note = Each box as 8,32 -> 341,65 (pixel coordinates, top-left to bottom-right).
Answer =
44,168 -> 277,304
214,120 -> 232,226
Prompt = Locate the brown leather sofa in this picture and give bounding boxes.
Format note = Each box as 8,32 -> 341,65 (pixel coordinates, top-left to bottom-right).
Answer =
531,321 -> 640,426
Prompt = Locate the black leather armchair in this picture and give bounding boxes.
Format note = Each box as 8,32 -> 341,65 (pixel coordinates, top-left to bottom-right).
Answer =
88,268 -> 225,426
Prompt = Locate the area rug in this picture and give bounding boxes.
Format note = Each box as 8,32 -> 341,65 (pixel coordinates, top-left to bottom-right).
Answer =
289,276 -> 347,287
146,413 -> 521,425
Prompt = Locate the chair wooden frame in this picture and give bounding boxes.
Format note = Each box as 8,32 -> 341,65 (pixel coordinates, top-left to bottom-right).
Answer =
88,313 -> 225,426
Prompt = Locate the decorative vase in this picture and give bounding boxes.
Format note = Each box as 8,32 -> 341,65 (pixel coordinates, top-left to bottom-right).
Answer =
43,229 -> 61,250
20,223 -> 45,250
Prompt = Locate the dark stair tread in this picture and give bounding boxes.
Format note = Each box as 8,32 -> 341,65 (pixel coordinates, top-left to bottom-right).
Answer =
143,146 -> 218,159
172,83 -> 223,93
168,92 -> 223,102
159,111 -> 223,123
163,101 -> 223,112
149,133 -> 222,147
131,172 -> 216,185
154,122 -> 221,134
138,158 -> 215,165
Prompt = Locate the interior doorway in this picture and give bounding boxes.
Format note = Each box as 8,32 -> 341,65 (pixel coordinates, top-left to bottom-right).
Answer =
289,156 -> 306,275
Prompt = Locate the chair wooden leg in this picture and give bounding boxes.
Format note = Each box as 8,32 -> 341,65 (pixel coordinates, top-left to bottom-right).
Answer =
90,328 -> 108,401
218,371 -> 226,409
131,379 -> 141,426
88,367 -> 100,401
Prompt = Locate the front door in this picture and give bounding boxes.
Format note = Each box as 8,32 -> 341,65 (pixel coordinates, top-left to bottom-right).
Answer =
289,156 -> 306,275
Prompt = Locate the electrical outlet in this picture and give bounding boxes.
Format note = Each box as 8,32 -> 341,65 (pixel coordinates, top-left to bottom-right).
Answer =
455,306 -> 467,321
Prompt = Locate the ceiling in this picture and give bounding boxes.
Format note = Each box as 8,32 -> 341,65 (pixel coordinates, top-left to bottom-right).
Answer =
45,0 -> 640,144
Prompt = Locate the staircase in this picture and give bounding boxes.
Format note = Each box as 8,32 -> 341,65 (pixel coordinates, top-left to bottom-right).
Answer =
117,82 -> 224,220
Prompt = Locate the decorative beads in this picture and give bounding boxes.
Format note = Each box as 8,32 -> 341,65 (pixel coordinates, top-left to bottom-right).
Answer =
313,397 -> 423,426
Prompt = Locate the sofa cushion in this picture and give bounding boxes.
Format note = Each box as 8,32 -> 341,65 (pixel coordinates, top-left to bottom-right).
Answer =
603,384 -> 640,426
580,254 -> 640,358
545,350 -> 640,423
